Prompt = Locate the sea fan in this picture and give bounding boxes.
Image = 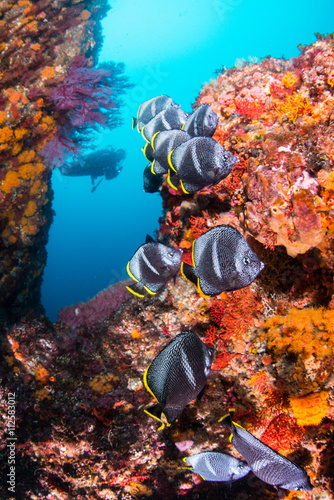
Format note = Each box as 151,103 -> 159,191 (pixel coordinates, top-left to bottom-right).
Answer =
41,58 -> 131,168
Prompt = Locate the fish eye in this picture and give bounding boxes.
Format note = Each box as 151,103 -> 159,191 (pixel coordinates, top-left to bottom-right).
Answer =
168,251 -> 174,257
243,256 -> 250,265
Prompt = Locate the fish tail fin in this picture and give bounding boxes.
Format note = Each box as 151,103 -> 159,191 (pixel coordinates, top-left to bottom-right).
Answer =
132,117 -> 137,130
126,282 -> 145,298
167,170 -> 180,190
144,403 -> 165,430
181,262 -> 197,287
218,408 -> 236,429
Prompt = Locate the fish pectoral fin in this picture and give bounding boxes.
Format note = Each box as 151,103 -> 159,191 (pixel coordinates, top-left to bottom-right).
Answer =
167,170 -> 180,190
163,406 -> 182,424
126,282 -> 145,298
196,385 -> 206,401
132,117 -> 137,130
276,487 -> 290,499
181,262 -> 198,287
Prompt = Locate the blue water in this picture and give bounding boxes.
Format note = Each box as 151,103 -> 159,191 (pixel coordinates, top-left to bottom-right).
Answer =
41,0 -> 334,321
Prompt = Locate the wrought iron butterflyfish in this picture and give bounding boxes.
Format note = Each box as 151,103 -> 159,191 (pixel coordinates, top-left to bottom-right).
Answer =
219,409 -> 314,493
141,107 -> 188,142
143,331 -> 214,429
167,136 -> 239,194
143,129 -> 192,174
126,235 -> 182,297
183,451 -> 251,482
132,95 -> 178,132
181,225 -> 264,296
182,103 -> 218,137
143,164 -> 163,193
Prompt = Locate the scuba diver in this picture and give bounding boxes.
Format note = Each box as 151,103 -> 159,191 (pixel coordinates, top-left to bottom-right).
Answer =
60,146 -> 126,192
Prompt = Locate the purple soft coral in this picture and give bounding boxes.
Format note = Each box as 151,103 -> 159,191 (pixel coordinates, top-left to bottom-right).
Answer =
41,58 -> 130,168
58,279 -> 132,329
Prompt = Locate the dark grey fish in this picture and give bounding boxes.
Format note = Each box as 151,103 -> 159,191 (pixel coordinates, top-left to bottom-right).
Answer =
182,104 -> 218,137
143,130 -> 192,175
141,107 -> 188,142
132,95 -> 178,132
181,225 -> 264,296
126,236 -> 182,297
143,164 -> 163,193
167,136 -> 238,194
219,410 -> 314,493
183,451 -> 251,482
143,331 -> 214,429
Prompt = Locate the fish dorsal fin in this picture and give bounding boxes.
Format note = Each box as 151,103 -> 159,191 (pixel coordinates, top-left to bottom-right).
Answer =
167,170 -> 179,190
141,126 -> 149,142
145,234 -> 155,243
167,149 -> 176,172
126,261 -> 138,282
151,130 -> 160,151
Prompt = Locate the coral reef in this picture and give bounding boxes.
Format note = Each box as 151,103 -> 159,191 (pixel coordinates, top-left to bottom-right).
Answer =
1,35 -> 334,499
0,0 -> 113,322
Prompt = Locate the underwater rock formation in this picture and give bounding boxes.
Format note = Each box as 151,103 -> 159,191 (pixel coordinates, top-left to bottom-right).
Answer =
1,35 -> 334,499
0,0 -> 111,322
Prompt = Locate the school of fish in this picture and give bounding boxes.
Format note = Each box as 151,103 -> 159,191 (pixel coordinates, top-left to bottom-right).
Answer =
125,95 -> 313,495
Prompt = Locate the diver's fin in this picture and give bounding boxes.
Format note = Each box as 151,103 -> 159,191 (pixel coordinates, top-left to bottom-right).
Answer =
132,116 -> 137,130
91,177 -> 103,193
181,262 -> 198,287
143,142 -> 154,161
126,282 -> 145,298
167,170 -> 180,190
145,234 -> 154,243
197,385 -> 206,401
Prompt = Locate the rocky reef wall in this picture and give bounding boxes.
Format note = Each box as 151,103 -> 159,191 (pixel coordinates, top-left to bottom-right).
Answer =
1,35 -> 334,499
0,0 -> 109,323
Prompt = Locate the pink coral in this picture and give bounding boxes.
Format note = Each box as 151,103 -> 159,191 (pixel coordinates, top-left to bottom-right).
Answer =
234,85 -> 267,119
